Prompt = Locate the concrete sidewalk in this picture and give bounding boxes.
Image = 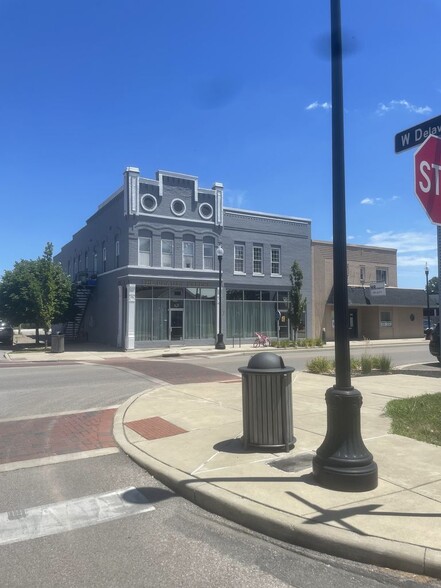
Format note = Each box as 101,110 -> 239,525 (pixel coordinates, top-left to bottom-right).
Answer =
113,370 -> 441,580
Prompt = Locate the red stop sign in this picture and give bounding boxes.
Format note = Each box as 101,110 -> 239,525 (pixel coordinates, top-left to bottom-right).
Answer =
414,134 -> 441,224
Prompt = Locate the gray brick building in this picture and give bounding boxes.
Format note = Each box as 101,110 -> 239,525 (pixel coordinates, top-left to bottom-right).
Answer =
55,168 -> 312,349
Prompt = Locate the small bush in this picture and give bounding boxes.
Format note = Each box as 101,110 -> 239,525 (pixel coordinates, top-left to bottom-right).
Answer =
360,354 -> 373,374
307,357 -> 334,374
351,357 -> 361,371
375,354 -> 392,372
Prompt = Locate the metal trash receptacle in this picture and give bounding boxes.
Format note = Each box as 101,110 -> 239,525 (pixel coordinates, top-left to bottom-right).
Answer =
51,334 -> 65,353
239,352 -> 295,452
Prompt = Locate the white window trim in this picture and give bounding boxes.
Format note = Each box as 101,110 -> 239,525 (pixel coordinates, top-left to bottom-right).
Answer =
234,244 -> 245,275
199,203 -> 213,220
182,241 -> 195,269
203,243 -> 214,270
140,193 -> 158,213
161,238 -> 174,267
170,198 -> 186,217
138,237 -> 151,267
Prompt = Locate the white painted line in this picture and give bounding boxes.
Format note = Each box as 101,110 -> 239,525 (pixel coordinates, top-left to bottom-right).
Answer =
0,487 -> 155,545
0,447 -> 120,473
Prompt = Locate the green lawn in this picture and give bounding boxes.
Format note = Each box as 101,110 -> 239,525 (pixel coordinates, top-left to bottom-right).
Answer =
384,393 -> 441,446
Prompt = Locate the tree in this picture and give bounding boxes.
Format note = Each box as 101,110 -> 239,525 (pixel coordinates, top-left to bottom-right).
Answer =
427,276 -> 439,295
0,243 -> 73,346
286,261 -> 307,342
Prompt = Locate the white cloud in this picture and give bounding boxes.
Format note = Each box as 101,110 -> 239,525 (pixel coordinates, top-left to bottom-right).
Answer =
397,254 -> 437,268
361,195 -> 399,206
366,230 -> 436,254
306,101 -> 331,111
376,99 -> 432,116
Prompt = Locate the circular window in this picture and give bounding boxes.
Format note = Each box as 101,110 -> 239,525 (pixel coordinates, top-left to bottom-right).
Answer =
171,198 -> 186,216
141,193 -> 158,212
199,203 -> 213,220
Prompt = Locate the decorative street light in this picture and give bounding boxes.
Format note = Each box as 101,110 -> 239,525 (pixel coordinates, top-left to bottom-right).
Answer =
215,244 -> 226,350
312,0 -> 377,492
425,262 -> 431,331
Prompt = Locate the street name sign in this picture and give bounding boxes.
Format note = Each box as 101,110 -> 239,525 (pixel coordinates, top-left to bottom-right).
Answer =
414,134 -> 441,225
395,114 -> 441,153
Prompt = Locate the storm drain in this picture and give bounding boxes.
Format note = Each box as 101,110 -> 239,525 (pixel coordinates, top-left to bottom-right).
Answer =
268,452 -> 315,473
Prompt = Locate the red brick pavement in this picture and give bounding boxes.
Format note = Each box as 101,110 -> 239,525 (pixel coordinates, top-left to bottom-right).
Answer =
126,416 -> 187,440
102,359 -> 240,385
0,409 -> 116,465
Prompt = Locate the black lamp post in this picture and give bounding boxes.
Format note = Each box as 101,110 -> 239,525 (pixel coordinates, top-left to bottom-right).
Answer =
312,0 -> 378,492
425,262 -> 431,331
215,244 -> 226,349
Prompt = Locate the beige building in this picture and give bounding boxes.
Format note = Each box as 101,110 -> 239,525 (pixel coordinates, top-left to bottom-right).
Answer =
312,241 -> 426,341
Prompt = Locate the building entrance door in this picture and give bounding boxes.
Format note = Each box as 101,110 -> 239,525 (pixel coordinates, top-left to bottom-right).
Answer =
170,309 -> 183,341
348,309 -> 358,339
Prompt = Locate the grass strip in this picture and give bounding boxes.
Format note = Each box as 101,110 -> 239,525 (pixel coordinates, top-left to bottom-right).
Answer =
384,393 -> 441,446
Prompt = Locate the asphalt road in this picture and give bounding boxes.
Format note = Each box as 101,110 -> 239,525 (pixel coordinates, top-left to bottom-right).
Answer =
0,358 -> 439,587
169,341 -> 438,376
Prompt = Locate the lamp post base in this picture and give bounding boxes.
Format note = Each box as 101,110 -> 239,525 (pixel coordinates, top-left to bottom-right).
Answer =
312,386 -> 378,492
215,334 -> 226,349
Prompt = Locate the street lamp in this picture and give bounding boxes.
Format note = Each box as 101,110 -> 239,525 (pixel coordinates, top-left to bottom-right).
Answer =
425,262 -> 431,331
215,244 -> 226,350
312,0 -> 377,492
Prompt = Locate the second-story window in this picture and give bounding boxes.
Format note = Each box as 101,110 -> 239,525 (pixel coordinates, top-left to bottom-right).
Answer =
376,268 -> 388,284
360,265 -> 365,283
234,244 -> 245,273
102,244 -> 107,273
161,239 -> 174,267
203,243 -> 214,270
253,246 -> 263,274
183,241 -> 194,269
115,240 -> 120,269
84,252 -> 88,272
271,247 -> 281,275
93,252 -> 98,274
139,237 -> 151,267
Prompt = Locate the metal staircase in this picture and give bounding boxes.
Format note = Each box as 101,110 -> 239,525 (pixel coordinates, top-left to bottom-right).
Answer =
63,275 -> 96,340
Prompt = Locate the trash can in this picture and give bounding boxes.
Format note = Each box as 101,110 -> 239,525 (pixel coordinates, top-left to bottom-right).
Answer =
239,352 -> 295,452
51,333 -> 65,353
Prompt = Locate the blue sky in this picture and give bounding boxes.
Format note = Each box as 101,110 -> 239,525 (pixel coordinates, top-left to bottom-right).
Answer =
1,0 -> 440,288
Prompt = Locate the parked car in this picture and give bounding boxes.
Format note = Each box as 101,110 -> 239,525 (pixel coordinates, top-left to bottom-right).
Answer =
429,322 -> 440,363
0,319 -> 14,346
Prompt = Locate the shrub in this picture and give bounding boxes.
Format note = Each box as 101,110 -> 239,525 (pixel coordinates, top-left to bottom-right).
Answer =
360,354 -> 373,374
351,357 -> 361,371
307,357 -> 334,374
376,354 -> 392,372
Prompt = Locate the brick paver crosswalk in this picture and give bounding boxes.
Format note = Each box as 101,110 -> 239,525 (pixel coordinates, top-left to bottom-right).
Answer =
0,409 -> 116,465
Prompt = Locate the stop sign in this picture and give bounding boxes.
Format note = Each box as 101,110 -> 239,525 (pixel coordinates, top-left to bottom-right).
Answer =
414,134 -> 441,224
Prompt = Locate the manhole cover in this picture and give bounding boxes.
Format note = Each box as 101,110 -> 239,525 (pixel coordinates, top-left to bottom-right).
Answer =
268,452 -> 314,473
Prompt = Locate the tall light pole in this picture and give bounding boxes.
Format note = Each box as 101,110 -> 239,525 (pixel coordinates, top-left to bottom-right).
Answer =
425,262 -> 431,331
215,244 -> 226,349
312,0 -> 377,492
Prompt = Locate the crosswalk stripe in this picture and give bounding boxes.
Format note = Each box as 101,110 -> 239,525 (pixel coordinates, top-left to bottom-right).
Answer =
0,487 -> 155,545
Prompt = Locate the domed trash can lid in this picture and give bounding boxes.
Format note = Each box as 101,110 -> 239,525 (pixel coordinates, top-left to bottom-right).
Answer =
239,352 -> 294,374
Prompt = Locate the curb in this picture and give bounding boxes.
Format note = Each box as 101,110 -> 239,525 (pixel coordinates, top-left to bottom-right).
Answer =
113,392 -> 441,580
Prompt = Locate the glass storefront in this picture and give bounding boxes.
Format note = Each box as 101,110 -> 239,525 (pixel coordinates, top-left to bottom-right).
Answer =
226,289 -> 289,338
135,286 -> 216,343
135,286 -> 302,343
